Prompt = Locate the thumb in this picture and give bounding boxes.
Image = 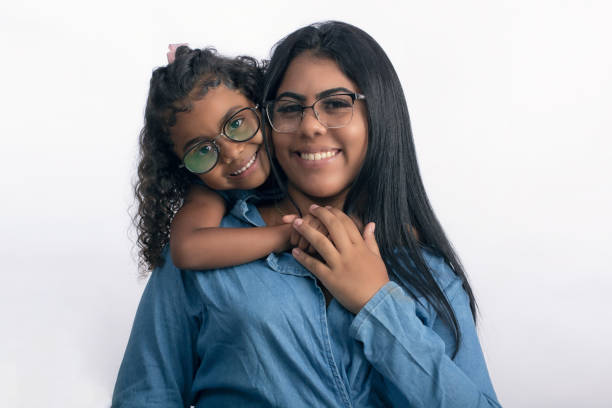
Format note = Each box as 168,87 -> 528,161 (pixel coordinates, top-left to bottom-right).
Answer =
282,214 -> 298,224
363,222 -> 381,256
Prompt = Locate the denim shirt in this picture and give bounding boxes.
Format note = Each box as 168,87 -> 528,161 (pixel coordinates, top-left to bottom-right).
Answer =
112,194 -> 501,407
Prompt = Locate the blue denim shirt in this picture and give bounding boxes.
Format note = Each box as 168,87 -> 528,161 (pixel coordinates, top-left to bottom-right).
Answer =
112,194 -> 501,407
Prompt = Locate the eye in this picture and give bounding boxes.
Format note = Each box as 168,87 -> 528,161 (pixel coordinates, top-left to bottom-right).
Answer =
321,97 -> 352,110
275,101 -> 303,115
228,117 -> 244,130
196,144 -> 213,155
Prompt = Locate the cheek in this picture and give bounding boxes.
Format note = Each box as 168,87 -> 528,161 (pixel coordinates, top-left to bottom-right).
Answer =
250,130 -> 264,145
198,168 -> 226,190
348,124 -> 369,165
271,134 -> 286,160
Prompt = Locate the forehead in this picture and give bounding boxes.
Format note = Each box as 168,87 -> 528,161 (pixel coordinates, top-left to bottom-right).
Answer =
277,53 -> 358,98
170,85 -> 248,150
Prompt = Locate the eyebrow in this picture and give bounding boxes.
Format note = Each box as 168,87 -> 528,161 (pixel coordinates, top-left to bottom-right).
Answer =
276,87 -> 355,102
316,87 -> 354,99
180,104 -> 244,153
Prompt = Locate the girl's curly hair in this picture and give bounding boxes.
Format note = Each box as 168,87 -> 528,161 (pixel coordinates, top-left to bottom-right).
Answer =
134,46 -> 264,274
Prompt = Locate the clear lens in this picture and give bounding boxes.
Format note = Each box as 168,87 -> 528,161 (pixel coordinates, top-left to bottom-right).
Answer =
268,94 -> 356,133
268,99 -> 302,133
315,94 -> 354,128
183,142 -> 218,174
224,108 -> 260,142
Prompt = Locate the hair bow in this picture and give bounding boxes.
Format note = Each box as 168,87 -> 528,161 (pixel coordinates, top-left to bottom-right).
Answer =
167,43 -> 188,64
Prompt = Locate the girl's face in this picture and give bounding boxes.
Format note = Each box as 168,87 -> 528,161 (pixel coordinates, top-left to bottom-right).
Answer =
170,85 -> 269,191
272,53 -> 368,206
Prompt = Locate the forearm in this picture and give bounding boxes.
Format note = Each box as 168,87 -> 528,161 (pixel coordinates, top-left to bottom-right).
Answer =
172,224 -> 293,270
351,281 -> 501,407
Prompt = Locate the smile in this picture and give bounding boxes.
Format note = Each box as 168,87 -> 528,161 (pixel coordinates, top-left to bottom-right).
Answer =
299,150 -> 340,161
230,150 -> 258,176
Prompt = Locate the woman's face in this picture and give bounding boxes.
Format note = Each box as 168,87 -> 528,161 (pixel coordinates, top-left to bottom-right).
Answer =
272,53 -> 368,206
170,85 -> 269,191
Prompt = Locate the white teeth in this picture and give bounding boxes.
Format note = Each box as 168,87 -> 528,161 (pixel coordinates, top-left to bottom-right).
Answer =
300,151 -> 338,161
231,152 -> 257,176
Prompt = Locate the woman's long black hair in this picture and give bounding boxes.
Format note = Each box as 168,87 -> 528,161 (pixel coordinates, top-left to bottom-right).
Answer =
263,21 -> 477,347
134,46 -> 264,274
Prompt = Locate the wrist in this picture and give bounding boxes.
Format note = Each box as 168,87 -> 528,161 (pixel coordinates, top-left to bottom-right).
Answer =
273,224 -> 294,253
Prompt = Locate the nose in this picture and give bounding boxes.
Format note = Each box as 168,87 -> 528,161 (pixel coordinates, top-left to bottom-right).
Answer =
299,106 -> 326,138
217,137 -> 245,164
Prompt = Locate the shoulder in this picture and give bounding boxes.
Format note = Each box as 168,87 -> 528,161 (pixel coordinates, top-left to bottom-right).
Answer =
420,247 -> 462,296
391,247 -> 462,299
173,185 -> 226,223
388,247 -> 466,323
144,248 -> 205,314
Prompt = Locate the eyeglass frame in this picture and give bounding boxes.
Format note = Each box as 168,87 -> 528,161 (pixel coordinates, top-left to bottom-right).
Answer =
264,92 -> 366,133
178,105 -> 261,175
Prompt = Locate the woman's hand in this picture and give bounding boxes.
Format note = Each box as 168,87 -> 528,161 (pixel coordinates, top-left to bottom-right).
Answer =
290,204 -> 390,314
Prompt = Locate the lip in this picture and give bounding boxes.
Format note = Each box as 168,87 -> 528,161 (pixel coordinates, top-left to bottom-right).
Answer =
228,148 -> 260,178
292,147 -> 341,168
293,146 -> 340,153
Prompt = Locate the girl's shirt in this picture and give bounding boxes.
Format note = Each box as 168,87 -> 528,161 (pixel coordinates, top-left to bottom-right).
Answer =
112,193 -> 501,407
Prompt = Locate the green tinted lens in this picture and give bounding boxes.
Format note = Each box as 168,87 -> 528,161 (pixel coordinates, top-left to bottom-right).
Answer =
183,143 -> 218,174
224,108 -> 259,141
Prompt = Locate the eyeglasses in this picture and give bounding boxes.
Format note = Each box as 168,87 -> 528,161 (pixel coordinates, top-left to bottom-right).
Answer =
265,92 -> 365,133
179,106 -> 260,174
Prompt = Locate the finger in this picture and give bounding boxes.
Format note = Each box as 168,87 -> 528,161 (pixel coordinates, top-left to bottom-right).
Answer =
290,229 -> 300,247
308,205 -> 352,252
362,222 -> 381,256
292,247 -> 331,282
292,217 -> 339,265
298,235 -> 309,251
282,214 -> 298,224
311,217 -> 329,237
305,243 -> 317,255
326,206 -> 363,244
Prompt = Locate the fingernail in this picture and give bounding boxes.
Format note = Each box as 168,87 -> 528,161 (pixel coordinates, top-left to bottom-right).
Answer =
370,223 -> 376,233
292,248 -> 301,256
325,205 -> 332,209
310,204 -> 319,210
294,218 -> 303,226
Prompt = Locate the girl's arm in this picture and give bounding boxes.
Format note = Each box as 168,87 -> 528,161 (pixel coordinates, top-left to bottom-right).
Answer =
170,185 -> 292,270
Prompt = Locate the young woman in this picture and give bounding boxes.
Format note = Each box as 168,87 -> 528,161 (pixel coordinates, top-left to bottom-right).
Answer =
113,22 -> 501,407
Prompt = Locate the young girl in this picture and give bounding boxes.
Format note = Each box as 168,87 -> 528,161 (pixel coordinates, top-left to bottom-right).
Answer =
135,45 -> 318,273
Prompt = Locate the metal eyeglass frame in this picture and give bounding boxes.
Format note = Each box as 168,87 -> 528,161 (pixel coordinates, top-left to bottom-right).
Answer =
265,93 -> 366,133
178,105 -> 260,175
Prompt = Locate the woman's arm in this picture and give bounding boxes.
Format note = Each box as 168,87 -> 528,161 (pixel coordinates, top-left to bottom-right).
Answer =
112,253 -> 201,407
350,278 -> 501,407
170,185 -> 293,269
290,205 -> 501,407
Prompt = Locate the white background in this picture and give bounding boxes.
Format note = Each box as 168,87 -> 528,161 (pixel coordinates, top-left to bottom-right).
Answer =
1,1 -> 611,406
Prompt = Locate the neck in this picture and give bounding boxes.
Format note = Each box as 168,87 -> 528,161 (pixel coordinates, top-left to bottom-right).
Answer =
278,185 -> 348,217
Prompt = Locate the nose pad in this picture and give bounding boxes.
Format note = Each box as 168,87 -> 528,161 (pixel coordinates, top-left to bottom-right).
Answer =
217,138 -> 245,164
299,107 -> 326,137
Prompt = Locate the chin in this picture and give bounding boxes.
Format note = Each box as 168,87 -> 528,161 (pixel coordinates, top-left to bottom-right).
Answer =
302,184 -> 350,202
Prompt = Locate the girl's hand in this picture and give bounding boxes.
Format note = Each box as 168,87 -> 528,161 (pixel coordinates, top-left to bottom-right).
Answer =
282,213 -> 328,255
290,205 -> 390,314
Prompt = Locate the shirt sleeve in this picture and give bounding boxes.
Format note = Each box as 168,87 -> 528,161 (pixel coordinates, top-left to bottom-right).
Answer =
111,255 -> 202,408
349,277 -> 501,407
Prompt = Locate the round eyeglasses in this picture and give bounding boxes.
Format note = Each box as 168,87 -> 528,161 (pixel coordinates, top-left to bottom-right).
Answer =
179,106 -> 260,174
265,92 -> 365,133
